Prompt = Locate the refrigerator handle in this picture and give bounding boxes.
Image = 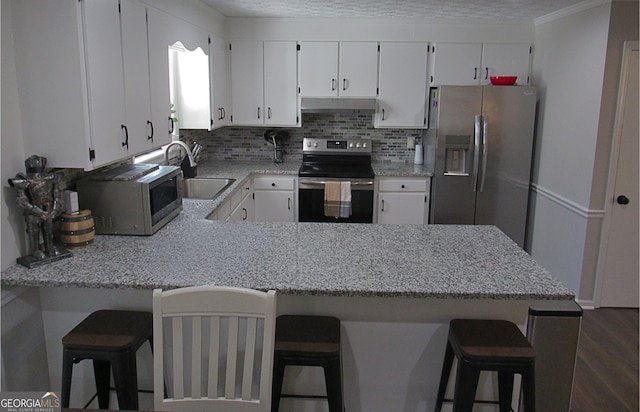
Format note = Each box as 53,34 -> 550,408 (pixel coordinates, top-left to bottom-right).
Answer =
473,115 -> 481,192
480,116 -> 489,192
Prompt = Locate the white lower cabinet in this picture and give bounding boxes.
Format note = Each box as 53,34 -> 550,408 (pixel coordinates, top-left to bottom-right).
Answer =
377,177 -> 431,224
252,176 -> 296,222
229,179 -> 254,221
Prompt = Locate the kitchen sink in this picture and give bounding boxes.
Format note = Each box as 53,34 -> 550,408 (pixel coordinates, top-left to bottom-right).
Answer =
182,178 -> 236,200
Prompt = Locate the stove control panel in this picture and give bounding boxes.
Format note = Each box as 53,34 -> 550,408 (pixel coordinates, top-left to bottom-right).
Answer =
303,138 -> 372,154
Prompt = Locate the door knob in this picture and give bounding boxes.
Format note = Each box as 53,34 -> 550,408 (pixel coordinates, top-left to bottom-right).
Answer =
617,195 -> 630,205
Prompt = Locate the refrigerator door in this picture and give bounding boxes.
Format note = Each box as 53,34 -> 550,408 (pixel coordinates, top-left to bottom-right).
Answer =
475,86 -> 537,247
430,86 -> 483,224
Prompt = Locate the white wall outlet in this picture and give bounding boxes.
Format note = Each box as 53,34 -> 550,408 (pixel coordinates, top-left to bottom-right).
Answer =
407,136 -> 415,149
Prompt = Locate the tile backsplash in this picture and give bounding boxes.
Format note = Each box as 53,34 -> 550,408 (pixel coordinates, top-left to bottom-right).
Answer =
180,113 -> 425,164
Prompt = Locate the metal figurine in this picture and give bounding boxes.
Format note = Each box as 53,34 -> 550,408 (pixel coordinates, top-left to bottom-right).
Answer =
8,155 -> 72,268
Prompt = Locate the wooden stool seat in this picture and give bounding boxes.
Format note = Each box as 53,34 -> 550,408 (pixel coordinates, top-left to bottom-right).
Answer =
61,310 -> 153,410
435,319 -> 536,412
272,315 -> 343,412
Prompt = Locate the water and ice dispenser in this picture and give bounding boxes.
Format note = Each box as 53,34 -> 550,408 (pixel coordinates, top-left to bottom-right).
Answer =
443,135 -> 472,176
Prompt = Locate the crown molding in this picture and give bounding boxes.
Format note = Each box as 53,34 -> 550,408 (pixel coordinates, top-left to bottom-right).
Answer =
534,0 -> 611,25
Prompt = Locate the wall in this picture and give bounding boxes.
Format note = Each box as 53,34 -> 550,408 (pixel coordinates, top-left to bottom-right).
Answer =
2,0 -> 26,271
225,16 -> 535,42
529,0 -> 638,304
181,113 -> 423,164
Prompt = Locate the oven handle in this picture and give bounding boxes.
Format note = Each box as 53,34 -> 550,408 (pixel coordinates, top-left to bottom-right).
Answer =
298,180 -> 374,189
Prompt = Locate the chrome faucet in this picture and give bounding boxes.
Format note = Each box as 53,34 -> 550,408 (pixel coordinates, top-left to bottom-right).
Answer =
164,140 -> 197,167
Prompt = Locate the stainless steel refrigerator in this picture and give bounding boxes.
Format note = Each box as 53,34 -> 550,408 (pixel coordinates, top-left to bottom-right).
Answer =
427,85 -> 537,247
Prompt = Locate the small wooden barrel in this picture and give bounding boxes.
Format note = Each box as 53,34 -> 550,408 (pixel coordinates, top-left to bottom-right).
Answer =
60,210 -> 95,248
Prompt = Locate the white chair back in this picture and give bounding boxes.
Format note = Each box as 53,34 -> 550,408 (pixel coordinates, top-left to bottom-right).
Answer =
153,286 -> 276,412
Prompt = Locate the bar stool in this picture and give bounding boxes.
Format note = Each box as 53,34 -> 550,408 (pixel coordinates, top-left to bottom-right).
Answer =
272,315 -> 344,412
434,319 -> 536,412
61,310 -> 153,410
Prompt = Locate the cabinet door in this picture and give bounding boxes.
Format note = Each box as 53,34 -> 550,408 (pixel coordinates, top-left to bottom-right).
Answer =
378,193 -> 426,224
210,35 -> 229,129
339,42 -> 379,97
481,43 -> 532,85
264,41 -> 298,126
376,42 -> 428,128
431,43 -> 483,86
231,41 -> 264,125
120,0 -> 152,155
299,42 -> 339,97
254,191 -> 295,222
230,192 -> 254,221
83,0 -> 128,166
147,8 -> 173,146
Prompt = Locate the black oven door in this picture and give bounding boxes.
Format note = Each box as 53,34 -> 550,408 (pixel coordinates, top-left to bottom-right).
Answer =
298,178 -> 374,223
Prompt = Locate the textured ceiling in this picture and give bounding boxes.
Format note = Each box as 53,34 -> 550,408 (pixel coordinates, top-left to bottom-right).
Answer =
201,0 -> 586,20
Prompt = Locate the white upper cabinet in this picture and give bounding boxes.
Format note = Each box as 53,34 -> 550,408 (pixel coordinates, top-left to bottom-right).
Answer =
82,0 -> 130,165
230,41 -> 299,126
376,42 -> 429,128
264,42 -> 299,126
431,43 -> 483,86
11,0 -> 176,169
431,42 -> 532,86
121,0 -> 154,155
230,41 -> 266,125
481,43 -> 532,85
299,41 -> 379,97
147,8 -> 173,147
210,35 -> 229,129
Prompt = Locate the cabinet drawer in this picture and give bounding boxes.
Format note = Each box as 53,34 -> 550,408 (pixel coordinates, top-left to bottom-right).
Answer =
378,178 -> 427,192
253,176 -> 295,191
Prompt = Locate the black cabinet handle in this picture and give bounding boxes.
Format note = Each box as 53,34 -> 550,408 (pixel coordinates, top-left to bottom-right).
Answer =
401,184 -> 405,189
257,107 -> 261,119
168,117 -> 174,134
485,67 -> 489,80
381,199 -> 385,212
617,195 -> 630,205
121,124 -> 129,149
331,78 -> 336,91
147,120 -> 153,141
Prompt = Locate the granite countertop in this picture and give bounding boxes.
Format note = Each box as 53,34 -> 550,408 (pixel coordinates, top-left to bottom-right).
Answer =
0,160 -> 573,300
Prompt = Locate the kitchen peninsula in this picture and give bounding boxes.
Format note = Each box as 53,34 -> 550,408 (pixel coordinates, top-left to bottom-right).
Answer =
1,162 -> 574,411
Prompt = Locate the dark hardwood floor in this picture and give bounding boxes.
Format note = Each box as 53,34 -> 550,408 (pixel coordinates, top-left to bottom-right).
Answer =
571,308 -> 639,412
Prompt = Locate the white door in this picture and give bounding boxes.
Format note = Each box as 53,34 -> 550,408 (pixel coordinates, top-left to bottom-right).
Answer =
231,41 -> 264,125
338,42 -> 379,97
378,193 -> 426,224
210,35 -> 228,129
431,43 -> 482,85
598,42 -> 639,308
147,8 -> 173,146
481,43 -> 532,85
254,191 -> 295,222
82,0 -> 128,166
299,42 -> 339,97
120,0 -> 152,155
376,42 -> 428,128
264,41 -> 298,126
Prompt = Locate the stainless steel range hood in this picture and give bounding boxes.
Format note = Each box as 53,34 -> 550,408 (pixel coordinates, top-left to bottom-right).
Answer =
301,97 -> 377,114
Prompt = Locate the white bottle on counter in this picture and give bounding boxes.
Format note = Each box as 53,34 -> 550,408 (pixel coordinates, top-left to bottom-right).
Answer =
414,144 -> 424,165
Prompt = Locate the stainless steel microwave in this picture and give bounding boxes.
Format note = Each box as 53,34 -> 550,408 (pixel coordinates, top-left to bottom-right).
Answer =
76,164 -> 183,235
